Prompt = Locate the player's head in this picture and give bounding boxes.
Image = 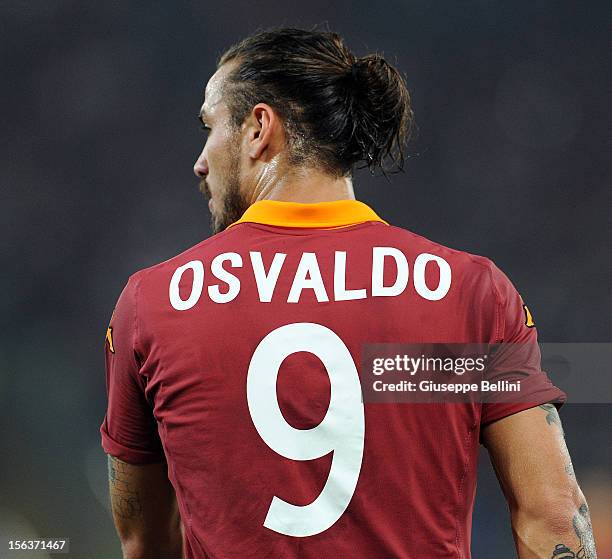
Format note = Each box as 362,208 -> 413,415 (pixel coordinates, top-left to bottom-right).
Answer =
194,27 -> 414,233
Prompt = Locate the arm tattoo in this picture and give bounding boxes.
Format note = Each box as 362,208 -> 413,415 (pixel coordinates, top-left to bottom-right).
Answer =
573,504 -> 597,558
550,504 -> 597,558
539,403 -> 563,431
539,403 -> 574,477
108,456 -> 143,520
539,405 -> 597,557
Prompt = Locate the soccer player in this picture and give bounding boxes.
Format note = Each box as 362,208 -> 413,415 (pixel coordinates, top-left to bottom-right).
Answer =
100,28 -> 597,558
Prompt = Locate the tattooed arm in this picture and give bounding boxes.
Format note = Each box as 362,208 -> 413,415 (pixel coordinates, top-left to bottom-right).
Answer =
107,456 -> 183,559
482,404 -> 597,558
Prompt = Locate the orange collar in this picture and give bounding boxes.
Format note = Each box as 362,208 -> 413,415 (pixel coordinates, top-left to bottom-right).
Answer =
228,199 -> 387,229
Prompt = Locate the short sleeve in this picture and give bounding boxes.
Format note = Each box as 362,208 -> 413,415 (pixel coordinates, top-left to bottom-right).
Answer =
480,263 -> 566,426
100,275 -> 166,464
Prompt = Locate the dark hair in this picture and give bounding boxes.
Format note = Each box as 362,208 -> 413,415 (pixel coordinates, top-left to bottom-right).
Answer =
218,27 -> 414,177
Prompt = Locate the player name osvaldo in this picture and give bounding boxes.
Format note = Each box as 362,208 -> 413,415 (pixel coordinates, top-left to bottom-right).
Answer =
169,248 -> 452,309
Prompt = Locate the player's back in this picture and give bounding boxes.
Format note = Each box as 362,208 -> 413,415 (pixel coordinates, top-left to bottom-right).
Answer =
101,199 -> 564,558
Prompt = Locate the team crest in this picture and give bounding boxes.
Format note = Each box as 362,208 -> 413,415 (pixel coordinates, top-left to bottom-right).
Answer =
523,304 -> 535,328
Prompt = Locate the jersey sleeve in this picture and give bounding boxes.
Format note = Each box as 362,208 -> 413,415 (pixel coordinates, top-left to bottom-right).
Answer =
480,263 -> 566,425
100,275 -> 165,464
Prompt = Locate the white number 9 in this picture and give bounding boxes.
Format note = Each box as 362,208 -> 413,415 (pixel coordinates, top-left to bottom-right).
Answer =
246,322 -> 365,537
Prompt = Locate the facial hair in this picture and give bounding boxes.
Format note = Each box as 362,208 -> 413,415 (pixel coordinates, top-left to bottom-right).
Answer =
200,144 -> 249,234
213,168 -> 248,234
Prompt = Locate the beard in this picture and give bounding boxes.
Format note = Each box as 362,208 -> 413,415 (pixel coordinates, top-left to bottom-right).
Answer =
199,152 -> 249,234
210,174 -> 247,234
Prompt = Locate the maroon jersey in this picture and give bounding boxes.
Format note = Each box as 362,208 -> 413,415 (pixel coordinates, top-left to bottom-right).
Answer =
101,200 -> 565,558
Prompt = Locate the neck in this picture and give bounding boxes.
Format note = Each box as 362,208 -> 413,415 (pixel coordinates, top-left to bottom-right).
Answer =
247,157 -> 356,205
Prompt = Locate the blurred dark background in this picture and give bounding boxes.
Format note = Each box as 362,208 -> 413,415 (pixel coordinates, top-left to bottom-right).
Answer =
1,1 -> 611,557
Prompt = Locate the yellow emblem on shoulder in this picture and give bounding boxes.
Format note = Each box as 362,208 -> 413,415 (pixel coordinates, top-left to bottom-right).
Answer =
523,304 -> 535,328
106,326 -> 115,353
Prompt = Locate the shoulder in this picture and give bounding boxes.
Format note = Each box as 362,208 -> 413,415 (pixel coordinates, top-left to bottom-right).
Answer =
383,223 -> 520,304
126,227 -> 239,288
385,223 -> 495,271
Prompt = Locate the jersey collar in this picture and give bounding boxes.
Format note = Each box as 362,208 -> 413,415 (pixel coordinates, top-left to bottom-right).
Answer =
228,199 -> 387,229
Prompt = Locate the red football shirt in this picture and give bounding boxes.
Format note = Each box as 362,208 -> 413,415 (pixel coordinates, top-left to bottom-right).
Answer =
101,199 -> 565,558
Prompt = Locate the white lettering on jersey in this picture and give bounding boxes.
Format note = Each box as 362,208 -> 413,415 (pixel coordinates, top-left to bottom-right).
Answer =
250,251 -> 287,303
413,253 -> 452,301
208,252 -> 242,303
287,252 -> 329,303
334,251 -> 367,301
168,248 -> 452,308
371,246 -> 409,297
169,260 -> 204,310
247,322 -> 364,536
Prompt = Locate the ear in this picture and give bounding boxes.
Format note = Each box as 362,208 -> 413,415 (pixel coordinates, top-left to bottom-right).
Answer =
246,103 -> 280,160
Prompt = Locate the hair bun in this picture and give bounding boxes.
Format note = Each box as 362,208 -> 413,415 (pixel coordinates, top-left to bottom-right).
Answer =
343,54 -> 413,173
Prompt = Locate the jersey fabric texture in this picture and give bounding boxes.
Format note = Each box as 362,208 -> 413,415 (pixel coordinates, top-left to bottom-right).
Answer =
101,199 -> 565,558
